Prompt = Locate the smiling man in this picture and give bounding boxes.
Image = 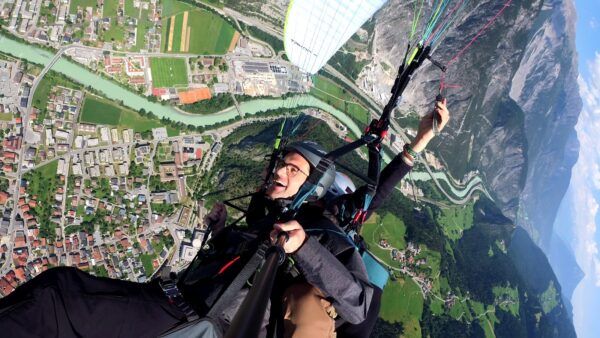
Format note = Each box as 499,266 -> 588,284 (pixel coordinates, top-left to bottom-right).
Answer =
0,100 -> 450,338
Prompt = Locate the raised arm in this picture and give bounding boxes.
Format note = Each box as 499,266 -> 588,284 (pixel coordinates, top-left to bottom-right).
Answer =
369,98 -> 451,212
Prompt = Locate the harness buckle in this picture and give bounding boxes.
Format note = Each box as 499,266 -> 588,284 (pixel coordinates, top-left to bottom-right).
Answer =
159,279 -> 199,322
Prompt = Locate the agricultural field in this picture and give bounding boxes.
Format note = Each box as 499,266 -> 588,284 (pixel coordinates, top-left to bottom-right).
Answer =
380,277 -> 424,338
150,57 -> 188,88
160,0 -> 236,54
310,75 -> 370,126
79,95 -> 179,136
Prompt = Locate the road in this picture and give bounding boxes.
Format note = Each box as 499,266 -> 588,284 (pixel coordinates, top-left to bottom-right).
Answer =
1,45 -> 69,275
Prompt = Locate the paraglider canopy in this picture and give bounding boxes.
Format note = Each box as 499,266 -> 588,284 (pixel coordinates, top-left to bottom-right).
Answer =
283,0 -> 388,74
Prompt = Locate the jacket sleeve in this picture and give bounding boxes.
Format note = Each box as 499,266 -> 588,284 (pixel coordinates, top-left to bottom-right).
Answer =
292,236 -> 373,324
368,153 -> 413,213
329,154 -> 413,223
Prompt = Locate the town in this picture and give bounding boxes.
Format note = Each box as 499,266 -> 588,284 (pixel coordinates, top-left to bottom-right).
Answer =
0,0 -> 466,312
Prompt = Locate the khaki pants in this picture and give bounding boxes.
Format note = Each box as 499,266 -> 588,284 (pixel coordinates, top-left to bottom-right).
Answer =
283,283 -> 337,338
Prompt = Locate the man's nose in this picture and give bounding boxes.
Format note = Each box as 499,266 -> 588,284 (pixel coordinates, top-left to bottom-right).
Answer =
275,165 -> 288,178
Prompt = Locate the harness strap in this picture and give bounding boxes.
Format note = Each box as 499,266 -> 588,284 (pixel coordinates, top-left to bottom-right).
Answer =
159,279 -> 200,322
207,243 -> 269,319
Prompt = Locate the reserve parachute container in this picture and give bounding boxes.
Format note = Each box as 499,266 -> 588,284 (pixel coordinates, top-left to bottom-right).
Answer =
283,0 -> 388,74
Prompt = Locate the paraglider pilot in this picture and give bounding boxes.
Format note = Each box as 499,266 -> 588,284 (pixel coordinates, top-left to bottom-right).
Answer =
0,100 -> 450,338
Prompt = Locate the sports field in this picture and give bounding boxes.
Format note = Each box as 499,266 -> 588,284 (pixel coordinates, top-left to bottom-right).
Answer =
150,57 -> 188,88
161,1 -> 236,54
79,95 -> 179,135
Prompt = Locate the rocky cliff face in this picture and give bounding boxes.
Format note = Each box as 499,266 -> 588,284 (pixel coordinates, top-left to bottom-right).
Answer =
363,0 -> 581,247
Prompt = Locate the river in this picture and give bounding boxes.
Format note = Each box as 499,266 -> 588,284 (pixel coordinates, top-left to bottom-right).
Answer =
0,34 -> 485,200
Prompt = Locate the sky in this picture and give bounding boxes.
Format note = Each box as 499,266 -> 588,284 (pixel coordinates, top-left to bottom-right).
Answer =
563,1 -> 600,337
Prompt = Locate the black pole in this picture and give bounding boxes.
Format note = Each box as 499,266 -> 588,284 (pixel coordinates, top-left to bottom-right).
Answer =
224,235 -> 287,338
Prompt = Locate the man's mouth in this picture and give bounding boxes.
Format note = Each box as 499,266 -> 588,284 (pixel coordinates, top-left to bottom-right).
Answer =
274,181 -> 287,188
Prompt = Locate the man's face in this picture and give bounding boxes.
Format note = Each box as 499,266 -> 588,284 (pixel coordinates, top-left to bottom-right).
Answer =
265,151 -> 311,200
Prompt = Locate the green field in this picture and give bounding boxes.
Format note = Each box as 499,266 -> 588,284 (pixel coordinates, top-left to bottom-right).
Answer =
69,0 -> 97,14
79,95 -> 179,136
103,25 -> 126,42
310,75 -> 370,126
437,202 -> 474,241
379,213 -> 407,250
98,0 -> 124,42
361,216 -> 400,268
81,96 -> 122,125
493,284 -> 520,316
171,14 -> 184,51
539,280 -> 559,314
160,0 -> 236,54
103,0 -> 119,16
39,159 -> 59,179
380,278 -> 424,338
119,108 -> 179,136
125,0 -> 135,16
133,9 -> 152,51
449,296 -> 473,321
415,245 -> 441,277
150,57 -> 188,88
24,160 -> 60,242
140,253 -> 155,276
0,113 -> 13,121
162,0 -> 194,17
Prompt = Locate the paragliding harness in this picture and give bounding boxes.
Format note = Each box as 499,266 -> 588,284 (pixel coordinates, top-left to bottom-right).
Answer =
167,43 -> 436,338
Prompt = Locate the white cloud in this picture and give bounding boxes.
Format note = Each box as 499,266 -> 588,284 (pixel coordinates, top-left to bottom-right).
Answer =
590,17 -> 599,30
572,51 -> 600,336
586,240 -> 598,256
578,53 -> 600,113
594,258 -> 600,287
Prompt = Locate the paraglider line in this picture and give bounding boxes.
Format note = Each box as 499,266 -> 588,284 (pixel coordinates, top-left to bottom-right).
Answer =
447,0 -> 514,66
430,0 -> 470,46
410,0 -> 425,41
425,0 -> 466,46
